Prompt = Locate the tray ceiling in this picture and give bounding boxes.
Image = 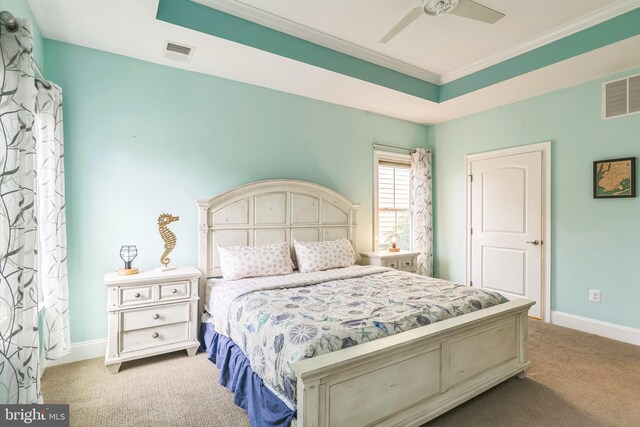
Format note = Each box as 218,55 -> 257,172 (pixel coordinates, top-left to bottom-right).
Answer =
211,0 -> 617,79
28,0 -> 640,123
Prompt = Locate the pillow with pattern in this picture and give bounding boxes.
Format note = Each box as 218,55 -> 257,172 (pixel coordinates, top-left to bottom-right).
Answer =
293,238 -> 356,273
218,242 -> 294,280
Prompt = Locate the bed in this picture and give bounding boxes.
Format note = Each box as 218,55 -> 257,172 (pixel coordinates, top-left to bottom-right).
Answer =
197,179 -> 534,427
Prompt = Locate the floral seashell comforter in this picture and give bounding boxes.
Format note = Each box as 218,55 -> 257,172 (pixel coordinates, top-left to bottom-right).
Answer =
205,265 -> 508,408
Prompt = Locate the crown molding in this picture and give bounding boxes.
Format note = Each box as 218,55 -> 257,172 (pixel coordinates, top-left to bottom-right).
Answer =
440,0 -> 640,83
192,0 -> 441,84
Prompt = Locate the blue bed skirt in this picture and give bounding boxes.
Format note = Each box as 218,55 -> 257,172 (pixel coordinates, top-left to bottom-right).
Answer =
200,322 -> 296,427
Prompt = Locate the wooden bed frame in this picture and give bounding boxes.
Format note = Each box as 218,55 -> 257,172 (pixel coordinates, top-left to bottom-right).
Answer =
197,179 -> 534,427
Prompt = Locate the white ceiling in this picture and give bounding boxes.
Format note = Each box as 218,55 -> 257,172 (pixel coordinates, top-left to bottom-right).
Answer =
28,0 -> 640,124
213,0 -> 616,78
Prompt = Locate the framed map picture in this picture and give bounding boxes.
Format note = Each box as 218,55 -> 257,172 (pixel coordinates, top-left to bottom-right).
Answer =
593,157 -> 636,198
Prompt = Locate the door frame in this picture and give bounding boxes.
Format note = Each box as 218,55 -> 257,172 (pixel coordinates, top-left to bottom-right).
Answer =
465,141 -> 552,322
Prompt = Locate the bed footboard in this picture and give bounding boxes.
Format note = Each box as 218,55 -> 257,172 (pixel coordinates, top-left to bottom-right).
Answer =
292,299 -> 534,427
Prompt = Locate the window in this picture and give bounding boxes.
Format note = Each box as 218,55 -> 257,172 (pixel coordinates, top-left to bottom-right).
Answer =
375,152 -> 411,251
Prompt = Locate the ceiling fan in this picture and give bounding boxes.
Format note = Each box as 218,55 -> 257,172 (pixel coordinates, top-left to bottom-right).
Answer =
380,0 -> 505,43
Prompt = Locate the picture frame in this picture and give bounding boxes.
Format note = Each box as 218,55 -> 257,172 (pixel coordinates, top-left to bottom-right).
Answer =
593,157 -> 636,199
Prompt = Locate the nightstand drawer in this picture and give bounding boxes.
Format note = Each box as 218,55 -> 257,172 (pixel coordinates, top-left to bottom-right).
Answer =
120,322 -> 189,353
120,286 -> 152,305
121,303 -> 190,332
383,259 -> 399,269
159,281 -> 189,300
400,258 -> 414,269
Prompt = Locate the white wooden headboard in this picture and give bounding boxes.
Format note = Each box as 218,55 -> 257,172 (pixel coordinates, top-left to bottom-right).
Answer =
196,179 -> 359,311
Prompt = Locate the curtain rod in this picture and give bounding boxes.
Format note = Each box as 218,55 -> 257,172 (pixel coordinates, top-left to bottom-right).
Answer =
372,143 -> 430,154
0,11 -> 52,89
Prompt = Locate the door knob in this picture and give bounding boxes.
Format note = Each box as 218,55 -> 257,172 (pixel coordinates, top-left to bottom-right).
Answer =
526,240 -> 541,246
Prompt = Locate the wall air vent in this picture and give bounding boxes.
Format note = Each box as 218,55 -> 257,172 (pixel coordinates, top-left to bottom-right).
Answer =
162,41 -> 194,63
602,73 -> 640,119
630,75 -> 640,114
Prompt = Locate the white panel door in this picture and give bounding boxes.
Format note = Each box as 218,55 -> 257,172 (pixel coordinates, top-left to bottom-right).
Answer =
470,151 -> 543,318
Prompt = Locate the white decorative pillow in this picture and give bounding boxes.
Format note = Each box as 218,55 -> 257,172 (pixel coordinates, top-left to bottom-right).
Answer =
293,238 -> 356,273
218,242 -> 294,280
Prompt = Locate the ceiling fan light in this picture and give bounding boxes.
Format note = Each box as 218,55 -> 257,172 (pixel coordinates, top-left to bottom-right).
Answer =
423,0 -> 459,16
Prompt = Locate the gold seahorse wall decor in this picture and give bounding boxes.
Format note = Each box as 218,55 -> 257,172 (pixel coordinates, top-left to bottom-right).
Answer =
158,213 -> 180,270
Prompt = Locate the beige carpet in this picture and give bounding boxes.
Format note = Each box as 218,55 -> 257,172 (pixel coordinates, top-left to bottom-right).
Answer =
42,320 -> 640,427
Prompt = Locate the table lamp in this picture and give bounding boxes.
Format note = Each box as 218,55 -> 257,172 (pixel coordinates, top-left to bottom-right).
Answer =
388,236 -> 400,252
118,245 -> 139,275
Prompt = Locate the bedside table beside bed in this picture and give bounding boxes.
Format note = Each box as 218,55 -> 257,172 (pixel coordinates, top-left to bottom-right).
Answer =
359,250 -> 420,273
104,266 -> 202,374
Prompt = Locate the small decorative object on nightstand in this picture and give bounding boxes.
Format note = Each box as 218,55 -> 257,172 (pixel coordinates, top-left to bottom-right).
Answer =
117,245 -> 139,275
360,250 -> 420,273
388,236 -> 400,252
157,213 -> 179,271
104,266 -> 201,374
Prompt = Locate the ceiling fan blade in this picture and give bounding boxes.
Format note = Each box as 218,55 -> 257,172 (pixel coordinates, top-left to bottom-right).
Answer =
450,0 -> 505,24
379,7 -> 423,44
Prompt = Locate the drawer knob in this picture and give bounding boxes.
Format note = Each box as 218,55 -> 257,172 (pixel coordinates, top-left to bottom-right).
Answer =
171,288 -> 178,294
152,332 -> 159,339
153,313 -> 160,320
134,292 -> 141,298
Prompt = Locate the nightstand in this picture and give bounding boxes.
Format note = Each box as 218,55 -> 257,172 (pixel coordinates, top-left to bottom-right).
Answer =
104,266 -> 202,374
360,250 -> 420,273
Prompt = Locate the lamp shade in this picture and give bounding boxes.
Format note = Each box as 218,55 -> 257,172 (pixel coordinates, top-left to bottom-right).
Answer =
120,245 -> 137,269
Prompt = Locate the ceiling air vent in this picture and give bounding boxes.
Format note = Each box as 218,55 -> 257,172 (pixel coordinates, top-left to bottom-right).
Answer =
162,41 -> 194,63
603,73 -> 640,119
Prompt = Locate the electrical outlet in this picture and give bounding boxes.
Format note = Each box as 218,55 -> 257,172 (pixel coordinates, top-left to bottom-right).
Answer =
589,289 -> 601,303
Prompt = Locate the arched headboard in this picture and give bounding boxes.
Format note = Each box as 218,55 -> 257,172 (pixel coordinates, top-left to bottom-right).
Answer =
196,179 -> 359,311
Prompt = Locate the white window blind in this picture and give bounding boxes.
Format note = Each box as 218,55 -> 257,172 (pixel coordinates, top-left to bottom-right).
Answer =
377,160 -> 411,250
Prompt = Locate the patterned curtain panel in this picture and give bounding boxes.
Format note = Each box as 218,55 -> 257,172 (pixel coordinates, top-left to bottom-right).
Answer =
410,148 -> 434,276
36,83 -> 70,360
0,19 -> 42,404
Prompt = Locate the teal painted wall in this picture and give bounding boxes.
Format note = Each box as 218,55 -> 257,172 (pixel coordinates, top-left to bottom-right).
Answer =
43,40 -> 430,343
432,69 -> 640,329
1,0 -> 44,65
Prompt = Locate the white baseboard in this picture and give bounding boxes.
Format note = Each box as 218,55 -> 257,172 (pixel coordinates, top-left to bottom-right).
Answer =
551,311 -> 640,346
46,338 -> 106,367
